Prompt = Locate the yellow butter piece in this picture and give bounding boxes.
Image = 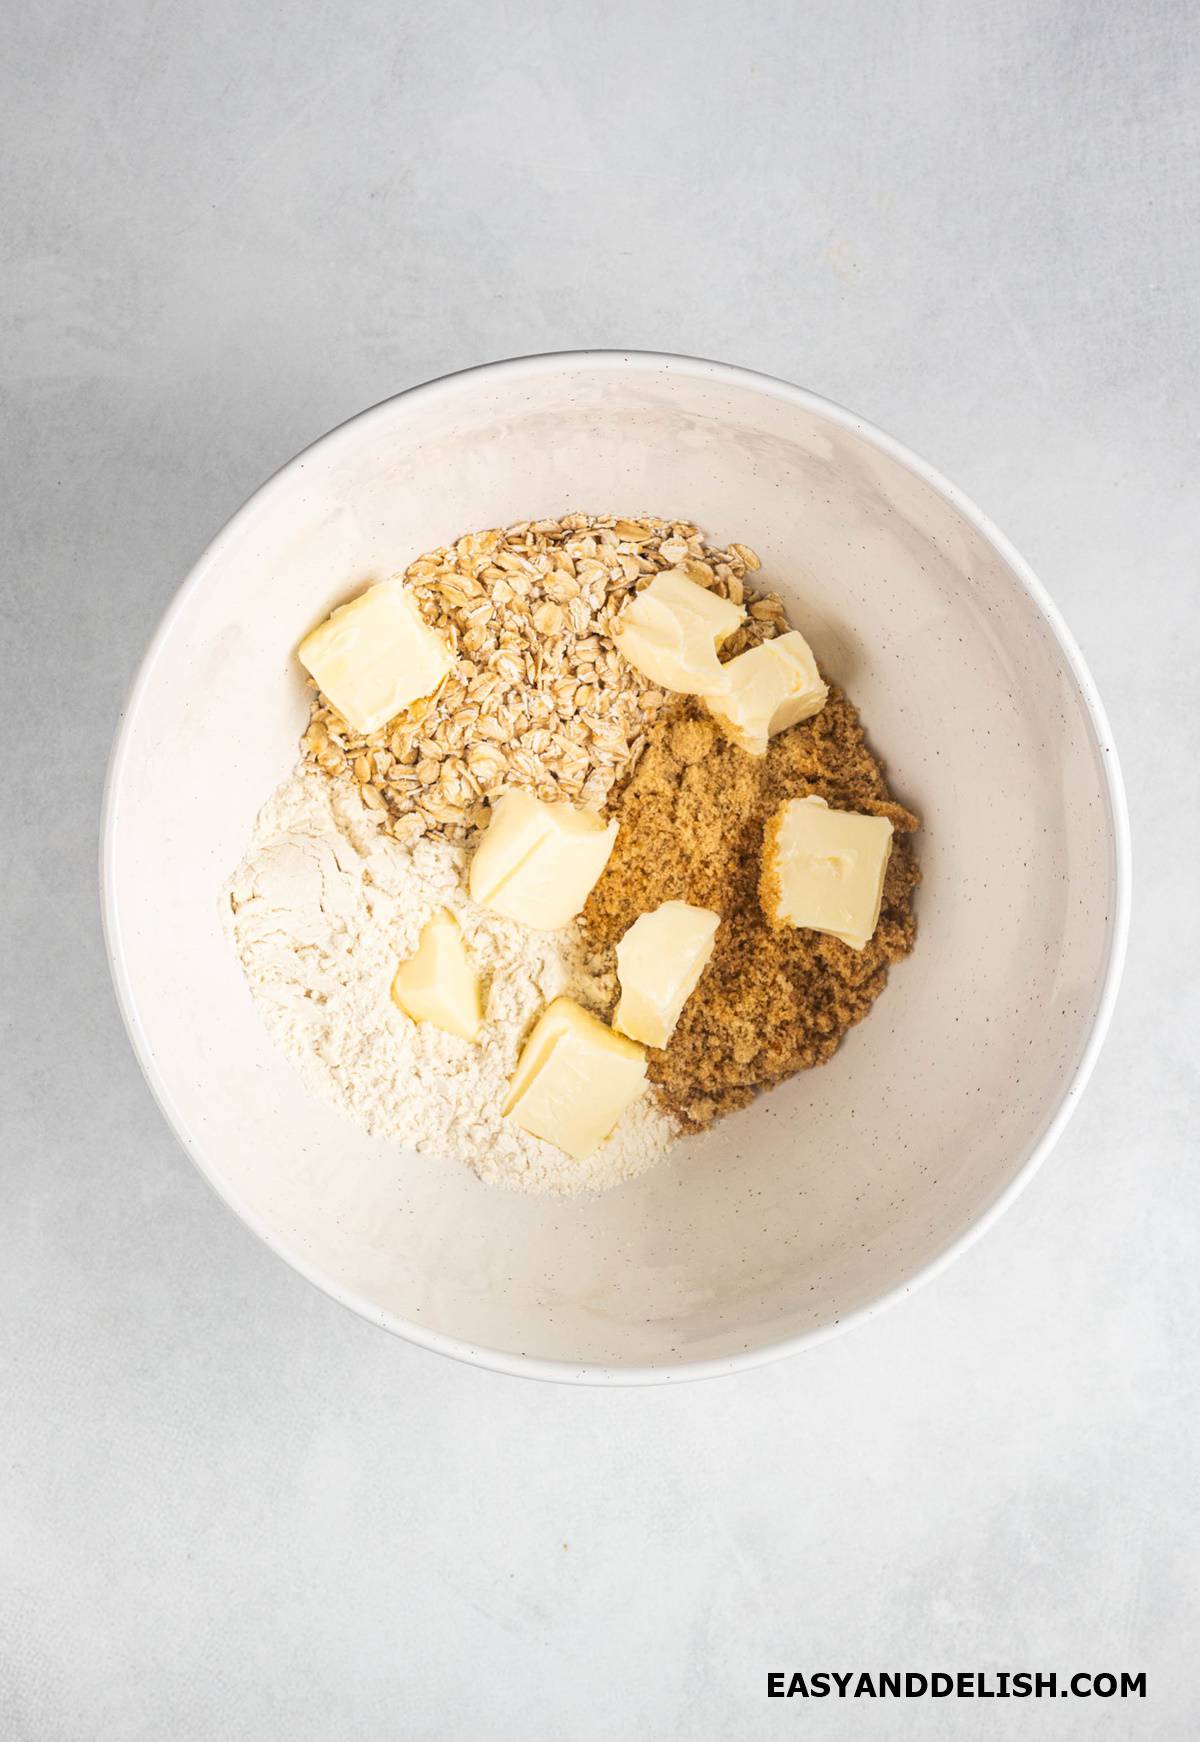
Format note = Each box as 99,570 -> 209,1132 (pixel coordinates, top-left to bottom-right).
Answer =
503,997 -> 647,1160
705,630 -> 828,756
614,901 -> 721,1048
614,568 -> 744,695
761,795 -> 894,951
298,579 -> 454,736
468,793 -> 618,931
391,908 -> 482,1041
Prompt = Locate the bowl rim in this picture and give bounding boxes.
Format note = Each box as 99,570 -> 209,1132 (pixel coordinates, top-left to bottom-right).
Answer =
100,348 -> 1132,1387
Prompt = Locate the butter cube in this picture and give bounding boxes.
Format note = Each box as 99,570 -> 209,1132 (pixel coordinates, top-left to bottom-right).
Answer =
614,569 -> 744,695
391,908 -> 482,1041
503,997 -> 647,1159
614,901 -> 721,1048
469,793 -> 618,930
705,630 -> 828,756
298,579 -> 454,735
761,795 -> 894,951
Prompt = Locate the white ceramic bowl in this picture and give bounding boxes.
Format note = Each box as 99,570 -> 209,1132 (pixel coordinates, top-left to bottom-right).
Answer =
102,352 -> 1129,1383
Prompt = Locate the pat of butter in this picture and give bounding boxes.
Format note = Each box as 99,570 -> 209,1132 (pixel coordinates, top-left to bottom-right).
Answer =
614,901 -> 721,1048
761,795 -> 894,951
705,630 -> 828,756
298,579 -> 454,736
503,997 -> 647,1159
391,908 -> 482,1041
614,569 -> 744,695
469,792 -> 618,931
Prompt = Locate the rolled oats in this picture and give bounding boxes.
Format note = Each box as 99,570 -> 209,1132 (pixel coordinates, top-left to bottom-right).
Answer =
305,514 -> 774,843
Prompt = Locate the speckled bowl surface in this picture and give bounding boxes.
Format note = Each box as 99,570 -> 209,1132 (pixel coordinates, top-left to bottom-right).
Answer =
101,353 -> 1129,1383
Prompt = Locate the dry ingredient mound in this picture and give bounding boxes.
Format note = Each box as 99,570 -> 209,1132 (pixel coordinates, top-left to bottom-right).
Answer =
232,511 -> 921,1188
225,766 -> 677,1195
300,513 -> 777,845
583,689 -> 920,1130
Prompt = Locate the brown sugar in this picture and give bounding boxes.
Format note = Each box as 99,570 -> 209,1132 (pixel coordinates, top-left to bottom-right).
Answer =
583,687 -> 920,1130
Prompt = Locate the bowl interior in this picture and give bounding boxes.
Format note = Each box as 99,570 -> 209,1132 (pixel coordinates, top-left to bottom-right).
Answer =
105,357 -> 1121,1374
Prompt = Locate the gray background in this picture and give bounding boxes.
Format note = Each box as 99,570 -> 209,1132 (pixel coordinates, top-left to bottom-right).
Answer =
3,1 -> 1198,1736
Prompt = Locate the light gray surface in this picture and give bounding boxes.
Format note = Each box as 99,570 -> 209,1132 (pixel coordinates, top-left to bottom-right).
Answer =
2,1 -> 1197,1735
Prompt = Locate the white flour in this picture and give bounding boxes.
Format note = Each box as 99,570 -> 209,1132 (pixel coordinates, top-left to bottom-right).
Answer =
225,766 -> 678,1194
